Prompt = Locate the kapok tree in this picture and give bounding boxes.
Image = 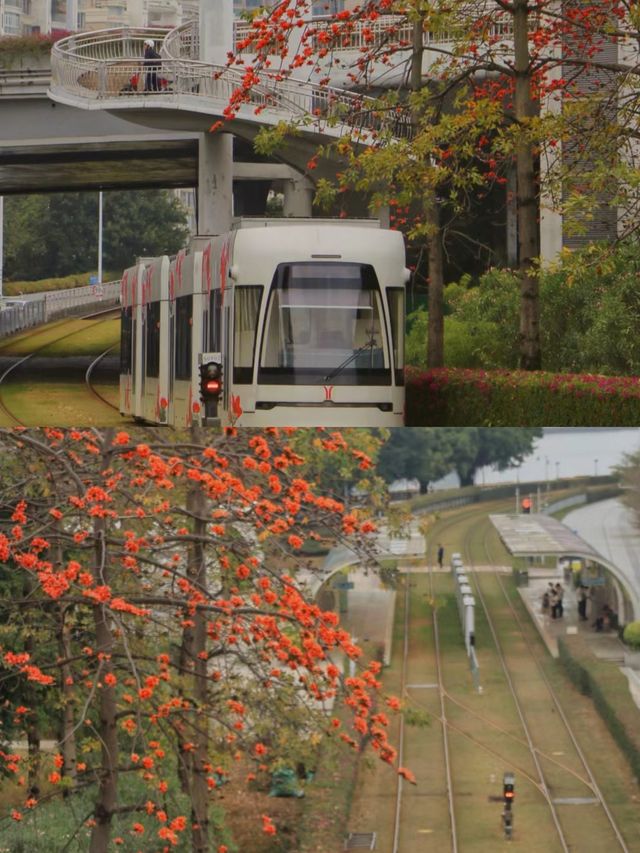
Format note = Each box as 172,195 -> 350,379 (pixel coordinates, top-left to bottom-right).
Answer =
0,427 -> 408,853
225,0 -> 633,370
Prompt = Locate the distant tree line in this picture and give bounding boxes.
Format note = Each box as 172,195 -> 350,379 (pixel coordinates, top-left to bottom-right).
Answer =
3,190 -> 190,281
290,428 -> 542,497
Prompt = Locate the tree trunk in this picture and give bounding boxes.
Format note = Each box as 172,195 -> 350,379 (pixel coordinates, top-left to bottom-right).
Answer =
90,433 -> 118,853
411,14 -> 445,367
180,428 -> 210,852
22,578 -> 41,793
426,200 -> 445,367
513,0 -> 541,369
57,605 -> 78,792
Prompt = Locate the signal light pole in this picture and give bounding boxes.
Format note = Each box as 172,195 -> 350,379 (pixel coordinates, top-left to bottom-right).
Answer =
502,771 -> 515,840
198,358 -> 223,424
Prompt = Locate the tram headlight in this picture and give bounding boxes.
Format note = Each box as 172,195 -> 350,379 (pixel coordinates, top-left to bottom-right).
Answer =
199,361 -> 223,402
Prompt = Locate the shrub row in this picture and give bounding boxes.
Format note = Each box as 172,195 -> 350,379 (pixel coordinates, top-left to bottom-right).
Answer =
406,367 -> 640,425
4,272 -> 119,296
557,635 -> 640,781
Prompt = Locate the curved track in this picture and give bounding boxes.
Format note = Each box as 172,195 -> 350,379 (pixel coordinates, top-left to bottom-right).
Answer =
380,496 -> 635,852
462,516 -> 631,851
0,309 -> 120,426
85,345 -> 120,414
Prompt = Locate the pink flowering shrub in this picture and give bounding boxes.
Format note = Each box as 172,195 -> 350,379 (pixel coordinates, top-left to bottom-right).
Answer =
406,367 -> 640,425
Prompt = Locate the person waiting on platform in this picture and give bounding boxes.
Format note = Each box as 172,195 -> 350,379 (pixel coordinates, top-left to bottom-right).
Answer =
577,586 -> 589,621
594,604 -> 618,632
143,38 -> 161,92
437,543 -> 444,569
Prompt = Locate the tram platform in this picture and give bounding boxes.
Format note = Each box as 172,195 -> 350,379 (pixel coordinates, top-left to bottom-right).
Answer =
518,575 -> 640,710
518,573 -> 625,659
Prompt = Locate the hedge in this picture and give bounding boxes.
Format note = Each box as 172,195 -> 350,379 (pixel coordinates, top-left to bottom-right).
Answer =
557,635 -> 640,781
0,33 -> 69,68
406,367 -> 640,425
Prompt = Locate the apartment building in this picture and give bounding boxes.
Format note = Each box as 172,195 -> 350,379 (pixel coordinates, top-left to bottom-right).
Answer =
233,1 -> 349,16
0,1 -> 361,36
0,0 -> 198,34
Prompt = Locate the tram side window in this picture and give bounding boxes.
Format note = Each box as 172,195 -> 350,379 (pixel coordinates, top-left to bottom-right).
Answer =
175,294 -> 192,381
120,307 -> 132,374
234,286 -> 262,383
209,289 -> 222,352
146,301 -> 161,378
387,287 -> 405,386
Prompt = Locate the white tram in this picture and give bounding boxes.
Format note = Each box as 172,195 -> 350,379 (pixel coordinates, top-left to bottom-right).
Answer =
119,219 -> 408,427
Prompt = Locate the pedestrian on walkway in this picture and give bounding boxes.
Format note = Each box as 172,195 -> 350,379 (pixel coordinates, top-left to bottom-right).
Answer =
577,586 -> 589,621
549,587 -> 559,619
143,38 -> 161,92
554,583 -> 564,619
542,588 -> 550,614
437,544 -> 444,569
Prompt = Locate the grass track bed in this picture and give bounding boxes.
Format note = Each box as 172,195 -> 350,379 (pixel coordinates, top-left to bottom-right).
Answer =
0,381 -> 122,426
347,494 -> 640,852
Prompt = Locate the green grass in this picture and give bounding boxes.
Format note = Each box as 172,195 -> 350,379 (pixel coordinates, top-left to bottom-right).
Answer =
38,319 -> 120,357
0,382 -> 122,427
0,316 -> 119,357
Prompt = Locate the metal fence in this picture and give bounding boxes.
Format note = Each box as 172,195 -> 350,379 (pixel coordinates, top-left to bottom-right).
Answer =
0,280 -> 120,339
51,28 -> 414,140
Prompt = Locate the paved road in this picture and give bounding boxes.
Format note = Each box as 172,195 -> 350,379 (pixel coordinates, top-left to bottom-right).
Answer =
564,497 -> 640,608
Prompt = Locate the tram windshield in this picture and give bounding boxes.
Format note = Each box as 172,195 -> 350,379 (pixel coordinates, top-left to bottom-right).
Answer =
259,262 -> 391,385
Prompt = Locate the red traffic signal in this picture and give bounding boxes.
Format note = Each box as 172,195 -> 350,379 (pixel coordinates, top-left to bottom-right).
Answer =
199,361 -> 223,401
503,772 -> 515,803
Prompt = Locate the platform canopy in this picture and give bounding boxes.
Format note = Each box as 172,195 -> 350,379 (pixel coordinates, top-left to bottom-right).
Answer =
490,513 -> 603,560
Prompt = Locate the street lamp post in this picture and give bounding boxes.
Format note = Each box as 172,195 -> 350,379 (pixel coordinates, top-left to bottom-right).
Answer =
98,190 -> 103,284
0,195 -> 3,299
555,461 -> 560,480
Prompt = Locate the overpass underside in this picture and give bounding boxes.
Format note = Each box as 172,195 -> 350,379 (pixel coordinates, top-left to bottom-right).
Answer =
0,138 -> 198,194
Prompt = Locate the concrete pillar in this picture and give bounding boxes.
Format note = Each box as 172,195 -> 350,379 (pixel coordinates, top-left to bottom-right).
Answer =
66,0 -> 78,30
540,204 -> 563,263
198,133 -> 233,236
197,2 -> 234,236
127,0 -> 146,28
283,177 -> 314,217
200,0 -> 233,66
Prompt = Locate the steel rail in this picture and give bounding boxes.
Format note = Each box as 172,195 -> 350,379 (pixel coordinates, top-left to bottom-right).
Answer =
482,526 -> 631,852
85,345 -> 120,413
428,559 -> 459,852
0,309 -> 119,426
462,525 -> 571,853
391,576 -> 409,853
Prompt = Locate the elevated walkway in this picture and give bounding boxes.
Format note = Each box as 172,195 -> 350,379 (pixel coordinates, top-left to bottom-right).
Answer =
48,24 -> 412,179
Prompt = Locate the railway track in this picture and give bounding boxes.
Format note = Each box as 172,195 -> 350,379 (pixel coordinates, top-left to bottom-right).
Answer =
461,516 -> 631,851
0,309 -> 120,426
85,345 -> 120,414
378,497 -> 635,852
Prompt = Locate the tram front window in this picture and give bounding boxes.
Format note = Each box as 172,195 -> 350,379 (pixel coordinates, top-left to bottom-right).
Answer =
259,262 -> 391,385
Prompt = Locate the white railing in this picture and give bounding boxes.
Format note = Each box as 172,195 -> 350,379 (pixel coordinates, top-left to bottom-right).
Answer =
163,19 -> 199,61
0,301 -> 45,337
44,280 -> 121,320
50,28 -> 414,140
0,281 -> 121,339
233,14 -> 513,55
